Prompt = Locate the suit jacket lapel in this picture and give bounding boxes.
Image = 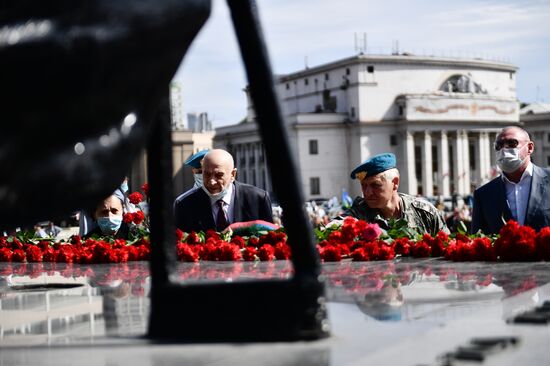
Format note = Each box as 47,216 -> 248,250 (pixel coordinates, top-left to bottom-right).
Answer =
496,178 -> 513,224
197,189 -> 215,229
526,165 -> 547,224
232,181 -> 243,223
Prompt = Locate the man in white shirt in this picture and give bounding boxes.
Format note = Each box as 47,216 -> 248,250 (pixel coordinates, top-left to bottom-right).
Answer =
174,149 -> 273,233
472,126 -> 550,234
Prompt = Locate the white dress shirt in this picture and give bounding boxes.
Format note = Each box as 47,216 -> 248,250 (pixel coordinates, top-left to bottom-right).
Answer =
209,183 -> 235,225
502,163 -> 533,225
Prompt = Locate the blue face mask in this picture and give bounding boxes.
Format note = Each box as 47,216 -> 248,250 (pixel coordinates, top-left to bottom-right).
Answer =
193,173 -> 203,189
97,216 -> 123,235
120,181 -> 129,193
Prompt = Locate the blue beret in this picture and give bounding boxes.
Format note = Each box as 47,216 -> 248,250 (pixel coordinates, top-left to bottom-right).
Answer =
350,153 -> 396,180
184,149 -> 209,168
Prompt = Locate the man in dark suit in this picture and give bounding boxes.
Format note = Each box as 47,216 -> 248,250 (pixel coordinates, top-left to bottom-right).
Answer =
174,149 -> 273,233
471,126 -> 550,235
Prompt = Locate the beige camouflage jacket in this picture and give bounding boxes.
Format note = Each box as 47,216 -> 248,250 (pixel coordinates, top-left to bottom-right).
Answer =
344,193 -> 449,236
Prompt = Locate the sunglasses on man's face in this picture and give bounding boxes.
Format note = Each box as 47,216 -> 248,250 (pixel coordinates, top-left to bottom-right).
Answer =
494,138 -> 522,151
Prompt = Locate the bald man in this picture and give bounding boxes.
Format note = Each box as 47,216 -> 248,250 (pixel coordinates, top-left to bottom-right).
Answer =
471,126 -> 550,234
174,149 -> 273,233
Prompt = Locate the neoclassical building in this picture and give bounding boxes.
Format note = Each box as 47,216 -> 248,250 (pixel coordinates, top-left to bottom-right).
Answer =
522,103 -> 550,168
214,54 -> 519,200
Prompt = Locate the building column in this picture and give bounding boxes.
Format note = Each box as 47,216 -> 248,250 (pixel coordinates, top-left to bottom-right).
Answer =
477,131 -> 491,186
403,131 -> 417,195
437,130 -> 450,197
463,131 -> 471,194
254,143 -> 260,187
453,130 -> 465,195
422,131 -> 434,196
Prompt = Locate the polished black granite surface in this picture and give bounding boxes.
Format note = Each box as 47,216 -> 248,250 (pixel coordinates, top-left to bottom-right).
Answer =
2,259 -> 550,365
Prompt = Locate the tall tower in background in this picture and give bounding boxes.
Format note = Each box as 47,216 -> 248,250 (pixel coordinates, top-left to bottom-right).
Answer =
170,81 -> 187,130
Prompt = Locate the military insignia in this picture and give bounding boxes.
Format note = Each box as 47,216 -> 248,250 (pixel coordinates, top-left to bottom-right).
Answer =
355,171 -> 367,181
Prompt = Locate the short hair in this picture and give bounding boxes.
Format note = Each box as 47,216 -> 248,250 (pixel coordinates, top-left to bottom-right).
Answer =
499,126 -> 531,141
381,168 -> 399,182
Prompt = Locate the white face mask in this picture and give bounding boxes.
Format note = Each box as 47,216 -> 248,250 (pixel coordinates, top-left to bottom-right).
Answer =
496,145 -> 526,173
201,184 -> 228,200
193,173 -> 203,189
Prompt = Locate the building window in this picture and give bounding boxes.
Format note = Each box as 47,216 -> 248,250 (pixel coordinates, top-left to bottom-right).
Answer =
325,73 -> 329,81
350,107 -> 355,118
310,177 -> 320,195
469,143 -> 476,170
346,68 -> 350,75
432,146 -> 438,173
309,139 -> 319,155
304,78 -> 309,86
398,106 -> 404,115
390,135 -> 397,146
286,83 -> 289,90
547,133 -> 550,143
415,145 -> 422,179
367,65 -> 374,73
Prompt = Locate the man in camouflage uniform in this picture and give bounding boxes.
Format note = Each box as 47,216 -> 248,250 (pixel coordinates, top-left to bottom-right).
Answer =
344,153 -> 449,236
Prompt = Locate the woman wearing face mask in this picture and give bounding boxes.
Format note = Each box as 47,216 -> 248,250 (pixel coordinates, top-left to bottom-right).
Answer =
85,194 -> 130,239
471,126 -> 550,235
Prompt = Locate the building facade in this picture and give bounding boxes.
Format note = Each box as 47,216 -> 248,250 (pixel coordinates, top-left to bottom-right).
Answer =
522,103 -> 550,168
214,54 -> 519,200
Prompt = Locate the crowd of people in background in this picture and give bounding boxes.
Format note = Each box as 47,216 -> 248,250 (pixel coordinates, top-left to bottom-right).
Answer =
7,125 -> 548,240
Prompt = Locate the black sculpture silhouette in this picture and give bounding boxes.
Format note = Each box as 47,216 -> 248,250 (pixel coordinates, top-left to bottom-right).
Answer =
1,0 -> 329,342
0,0 -> 209,227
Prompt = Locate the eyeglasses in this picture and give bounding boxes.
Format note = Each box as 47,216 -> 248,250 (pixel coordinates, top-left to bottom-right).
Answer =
494,138 -> 521,151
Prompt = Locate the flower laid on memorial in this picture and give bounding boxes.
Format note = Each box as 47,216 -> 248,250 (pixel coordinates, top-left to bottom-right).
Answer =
0,217 -> 549,264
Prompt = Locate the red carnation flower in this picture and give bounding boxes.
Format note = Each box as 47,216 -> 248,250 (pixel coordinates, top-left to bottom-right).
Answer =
25,245 -> 42,262
242,246 -> 257,261
393,237 -> 411,256
132,210 -> 145,225
320,245 -> 342,262
472,237 -> 495,261
0,247 -> 12,261
377,242 -> 395,260
12,249 -> 26,262
274,242 -> 291,260
123,212 -> 134,224
340,224 -> 356,242
351,247 -> 369,261
329,230 -> 345,244
128,192 -> 143,205
141,183 -> 149,196
258,244 -> 275,261
362,241 -> 380,259
494,220 -> 536,261
219,243 -> 242,261
177,243 -> 199,262
453,241 -> 476,261
410,241 -> 431,258
175,229 -> 184,243
535,227 -> 550,261
248,237 -> 260,248
230,236 -> 246,248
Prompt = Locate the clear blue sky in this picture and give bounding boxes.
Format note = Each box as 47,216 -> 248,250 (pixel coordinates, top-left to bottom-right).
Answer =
174,0 -> 550,127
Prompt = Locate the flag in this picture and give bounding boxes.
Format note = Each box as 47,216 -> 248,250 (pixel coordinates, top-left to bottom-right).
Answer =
342,189 -> 353,209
